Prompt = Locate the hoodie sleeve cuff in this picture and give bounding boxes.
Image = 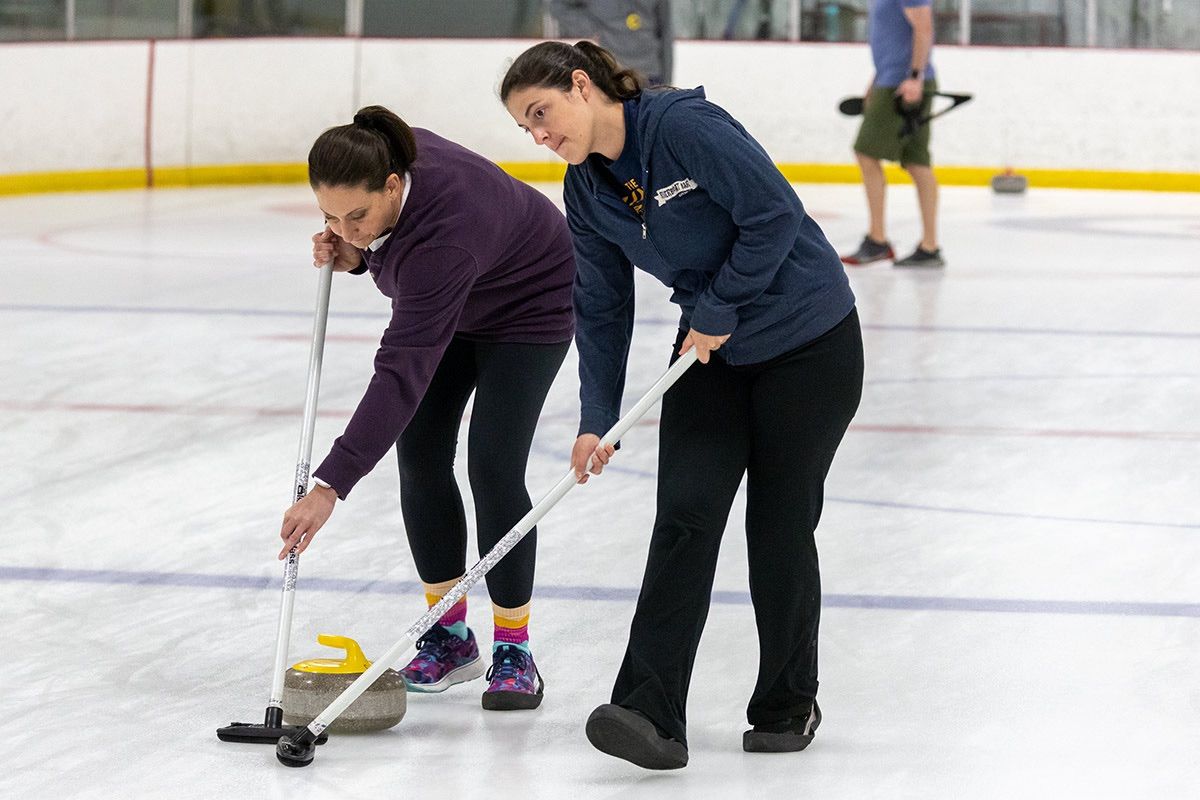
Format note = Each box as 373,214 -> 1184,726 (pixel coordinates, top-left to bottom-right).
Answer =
688,299 -> 739,338
578,407 -> 619,439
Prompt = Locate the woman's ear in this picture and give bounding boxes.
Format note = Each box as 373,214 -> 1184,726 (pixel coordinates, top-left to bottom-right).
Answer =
572,69 -> 589,99
386,172 -> 402,196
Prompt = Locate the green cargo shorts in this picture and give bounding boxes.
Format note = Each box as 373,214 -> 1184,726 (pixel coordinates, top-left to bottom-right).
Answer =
853,80 -> 938,166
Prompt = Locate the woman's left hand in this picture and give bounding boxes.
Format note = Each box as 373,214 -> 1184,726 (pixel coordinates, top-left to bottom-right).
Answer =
278,485 -> 338,559
680,329 -> 731,364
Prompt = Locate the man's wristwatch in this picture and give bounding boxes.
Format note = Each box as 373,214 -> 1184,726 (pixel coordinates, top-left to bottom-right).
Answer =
909,68 -> 922,80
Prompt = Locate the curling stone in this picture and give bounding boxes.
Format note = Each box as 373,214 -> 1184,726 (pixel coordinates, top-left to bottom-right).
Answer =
282,634 -> 406,733
991,168 -> 1028,194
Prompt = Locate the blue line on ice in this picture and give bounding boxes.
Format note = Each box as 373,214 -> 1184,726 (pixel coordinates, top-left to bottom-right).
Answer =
2,566 -> 1197,618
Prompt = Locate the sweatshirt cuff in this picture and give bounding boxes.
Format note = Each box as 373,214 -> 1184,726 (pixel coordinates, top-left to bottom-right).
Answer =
578,406 -> 618,440
313,455 -> 359,500
689,298 -> 739,338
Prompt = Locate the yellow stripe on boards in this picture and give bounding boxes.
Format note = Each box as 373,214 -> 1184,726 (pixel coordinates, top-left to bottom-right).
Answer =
498,162 -> 568,182
152,163 -> 308,187
0,168 -> 146,196
770,163 -> 1200,192
2,162 -> 1197,195
1014,168 -> 1200,193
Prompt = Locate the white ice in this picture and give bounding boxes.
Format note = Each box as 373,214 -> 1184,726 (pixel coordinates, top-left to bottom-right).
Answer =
2,181 -> 1198,799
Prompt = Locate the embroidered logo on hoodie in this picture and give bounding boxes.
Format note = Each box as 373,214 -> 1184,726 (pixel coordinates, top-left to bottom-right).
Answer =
653,178 -> 698,207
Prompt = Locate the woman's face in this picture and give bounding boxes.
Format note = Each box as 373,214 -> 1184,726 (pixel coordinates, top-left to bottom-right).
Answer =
313,173 -> 403,249
505,71 -> 597,165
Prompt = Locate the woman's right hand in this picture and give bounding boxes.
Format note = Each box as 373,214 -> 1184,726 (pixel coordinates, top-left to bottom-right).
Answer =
311,228 -> 363,272
278,484 -> 337,559
571,434 -> 616,484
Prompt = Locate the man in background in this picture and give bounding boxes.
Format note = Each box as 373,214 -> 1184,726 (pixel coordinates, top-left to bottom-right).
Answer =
841,0 -> 944,268
548,0 -> 674,85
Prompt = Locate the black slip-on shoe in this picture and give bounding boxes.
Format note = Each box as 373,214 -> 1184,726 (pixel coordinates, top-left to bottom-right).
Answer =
743,699 -> 821,753
585,704 -> 688,770
894,245 -> 945,267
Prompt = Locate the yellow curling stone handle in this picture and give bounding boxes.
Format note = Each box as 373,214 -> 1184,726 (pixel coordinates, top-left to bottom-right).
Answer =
290,634 -> 372,674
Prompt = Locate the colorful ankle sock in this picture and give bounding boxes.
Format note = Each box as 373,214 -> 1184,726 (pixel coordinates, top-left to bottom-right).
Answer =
423,577 -> 467,629
492,601 -> 530,647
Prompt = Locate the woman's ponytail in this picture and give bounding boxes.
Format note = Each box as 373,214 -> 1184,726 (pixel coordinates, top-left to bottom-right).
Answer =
308,105 -> 417,191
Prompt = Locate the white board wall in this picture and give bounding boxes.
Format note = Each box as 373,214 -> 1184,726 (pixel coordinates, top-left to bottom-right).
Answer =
1,38 -> 1197,180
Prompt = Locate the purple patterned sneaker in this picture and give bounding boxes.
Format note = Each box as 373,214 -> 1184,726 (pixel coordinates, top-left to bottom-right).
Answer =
481,644 -> 544,710
400,623 -> 486,693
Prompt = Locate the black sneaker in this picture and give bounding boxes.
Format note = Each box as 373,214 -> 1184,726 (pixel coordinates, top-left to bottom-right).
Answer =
742,699 -> 821,753
585,704 -> 688,770
840,235 -> 894,266
894,245 -> 945,267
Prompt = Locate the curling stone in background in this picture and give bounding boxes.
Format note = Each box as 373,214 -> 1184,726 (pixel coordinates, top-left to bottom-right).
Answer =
991,167 -> 1028,194
283,634 -> 406,733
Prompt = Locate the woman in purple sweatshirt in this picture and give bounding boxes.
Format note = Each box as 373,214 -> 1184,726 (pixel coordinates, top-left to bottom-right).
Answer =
277,106 -> 575,711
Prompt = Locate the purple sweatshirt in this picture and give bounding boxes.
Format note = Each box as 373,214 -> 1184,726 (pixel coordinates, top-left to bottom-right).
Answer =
313,129 -> 575,498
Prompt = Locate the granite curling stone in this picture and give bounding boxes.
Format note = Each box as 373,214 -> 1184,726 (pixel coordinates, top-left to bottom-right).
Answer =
283,634 -> 406,733
991,168 -> 1028,194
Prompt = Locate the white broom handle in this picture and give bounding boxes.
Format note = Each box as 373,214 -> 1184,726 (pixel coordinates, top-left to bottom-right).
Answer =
268,263 -> 334,711
301,348 -> 699,735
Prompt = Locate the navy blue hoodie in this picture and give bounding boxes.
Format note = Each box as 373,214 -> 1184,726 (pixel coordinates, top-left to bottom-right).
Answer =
563,87 -> 856,437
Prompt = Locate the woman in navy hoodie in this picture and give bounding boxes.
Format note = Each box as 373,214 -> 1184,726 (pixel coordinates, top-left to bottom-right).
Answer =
503,43 -> 863,767
278,106 -> 575,711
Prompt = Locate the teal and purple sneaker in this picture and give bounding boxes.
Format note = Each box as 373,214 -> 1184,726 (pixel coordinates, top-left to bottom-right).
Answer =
400,622 -> 486,692
481,643 -> 544,710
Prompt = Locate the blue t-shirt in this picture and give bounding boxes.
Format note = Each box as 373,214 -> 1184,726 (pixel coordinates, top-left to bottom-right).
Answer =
869,0 -> 936,87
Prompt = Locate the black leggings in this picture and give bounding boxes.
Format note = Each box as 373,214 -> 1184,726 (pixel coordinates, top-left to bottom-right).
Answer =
610,309 -> 864,744
395,337 -> 570,610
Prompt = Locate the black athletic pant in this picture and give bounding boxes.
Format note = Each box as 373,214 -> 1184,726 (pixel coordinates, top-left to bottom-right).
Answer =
396,337 -> 570,610
610,309 -> 863,744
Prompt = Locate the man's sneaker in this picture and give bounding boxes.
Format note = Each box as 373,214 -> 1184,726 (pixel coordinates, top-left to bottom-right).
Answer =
894,245 -> 945,267
400,623 -> 486,692
742,699 -> 821,753
481,643 -> 544,710
585,704 -> 688,770
840,235 -> 894,266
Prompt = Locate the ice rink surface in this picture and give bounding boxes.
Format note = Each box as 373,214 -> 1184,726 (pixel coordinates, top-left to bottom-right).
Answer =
2,181 -> 1198,799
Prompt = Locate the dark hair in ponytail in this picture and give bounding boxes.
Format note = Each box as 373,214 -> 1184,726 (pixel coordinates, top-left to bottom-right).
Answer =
500,40 -> 645,104
307,105 -> 417,192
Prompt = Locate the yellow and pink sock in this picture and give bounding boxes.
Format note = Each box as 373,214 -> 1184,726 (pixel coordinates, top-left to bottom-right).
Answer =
423,577 -> 467,630
492,602 -> 530,648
